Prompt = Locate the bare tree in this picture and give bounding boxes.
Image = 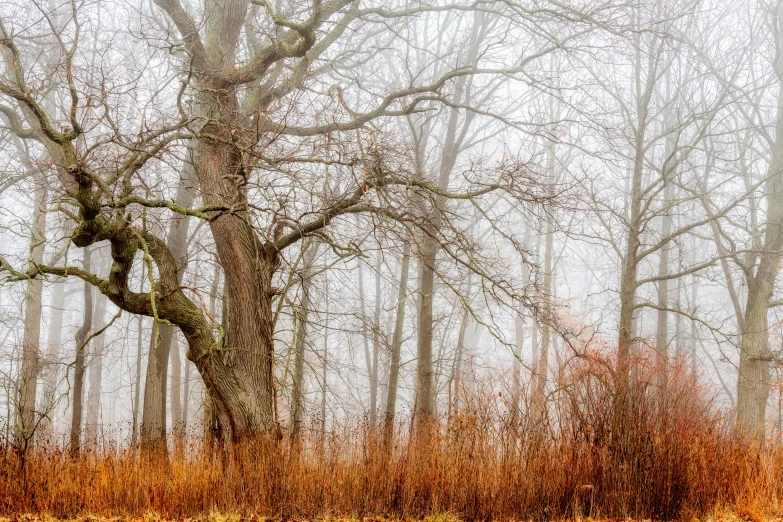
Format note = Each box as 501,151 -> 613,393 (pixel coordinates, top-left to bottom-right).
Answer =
735,0 -> 783,436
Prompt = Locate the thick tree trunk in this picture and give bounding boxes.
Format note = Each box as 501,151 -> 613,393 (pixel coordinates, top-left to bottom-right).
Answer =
15,176 -> 47,451
70,248 -> 93,455
181,0 -> 278,442
194,144 -> 277,443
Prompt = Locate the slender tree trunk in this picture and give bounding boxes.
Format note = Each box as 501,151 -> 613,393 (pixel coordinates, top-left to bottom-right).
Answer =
170,332 -> 183,447
15,176 -> 47,451
182,357 -> 193,437
131,315 -> 143,446
532,213 -> 554,427
617,24 -> 659,404
384,243 -> 409,444
141,320 -> 168,452
655,184 -> 673,380
320,277 -> 329,447
39,280 -> 66,444
70,247 -> 93,455
452,309 -> 469,419
357,254 -> 378,428
413,27 -> 482,431
531,233 -> 541,378
291,241 -> 320,439
415,247 -> 437,428
511,228 -> 532,432
617,138 -> 644,404
674,244 -> 684,364
203,264 -> 222,447
85,289 -> 108,450
531,128 -> 558,428
655,68 -> 680,381
512,298 -> 524,433
690,272 -> 699,375
371,255 -> 382,429
141,147 -> 196,453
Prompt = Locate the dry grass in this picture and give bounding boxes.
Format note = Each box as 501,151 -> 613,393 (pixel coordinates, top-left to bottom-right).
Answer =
2,353 -> 782,521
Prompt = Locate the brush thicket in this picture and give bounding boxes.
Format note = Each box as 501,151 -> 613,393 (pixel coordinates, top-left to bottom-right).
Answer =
1,353 -> 780,520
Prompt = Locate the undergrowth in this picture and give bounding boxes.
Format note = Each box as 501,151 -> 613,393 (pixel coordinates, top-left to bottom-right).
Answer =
1,354 -> 781,521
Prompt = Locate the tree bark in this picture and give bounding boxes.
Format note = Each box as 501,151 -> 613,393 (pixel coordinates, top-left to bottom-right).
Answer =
194,137 -> 278,444
737,279 -> 775,436
690,272 -> 699,376
141,320 -> 170,452
182,0 -> 279,442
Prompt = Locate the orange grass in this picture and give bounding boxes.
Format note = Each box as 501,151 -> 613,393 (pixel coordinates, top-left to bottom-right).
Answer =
1,354 -> 782,521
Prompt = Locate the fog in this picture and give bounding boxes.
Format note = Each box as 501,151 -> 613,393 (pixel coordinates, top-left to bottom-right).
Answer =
0,0 -> 777,451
